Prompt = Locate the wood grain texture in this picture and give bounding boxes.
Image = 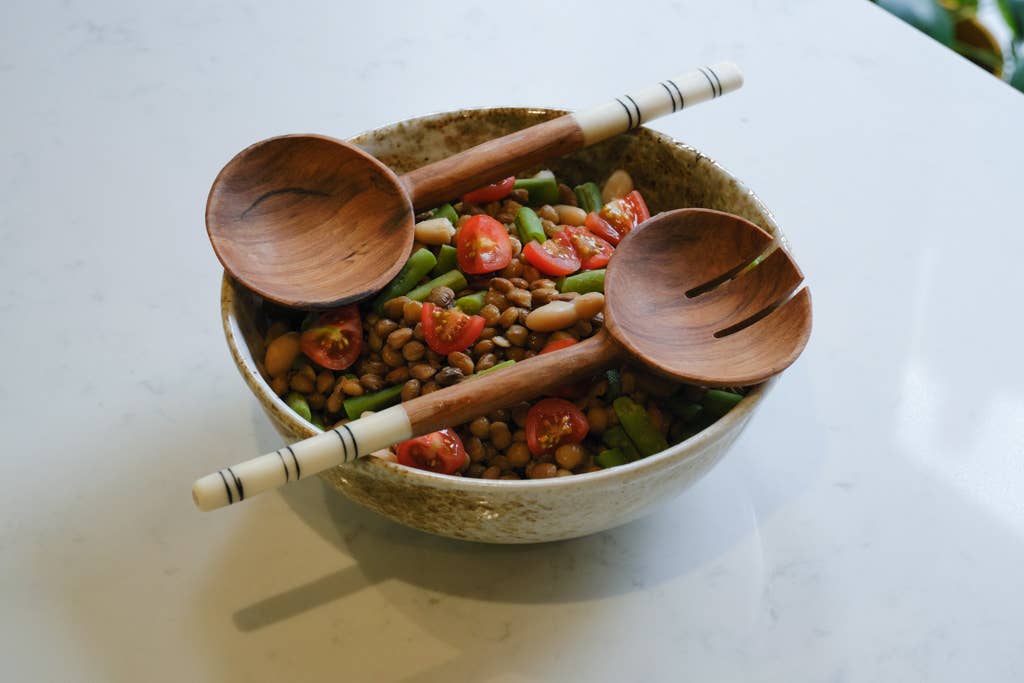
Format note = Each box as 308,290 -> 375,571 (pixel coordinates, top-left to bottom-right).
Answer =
404,331 -> 622,434
400,115 -> 584,210
603,209 -> 811,387
206,134 -> 413,309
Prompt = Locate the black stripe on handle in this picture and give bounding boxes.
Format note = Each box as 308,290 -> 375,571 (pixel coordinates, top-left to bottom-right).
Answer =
343,425 -> 360,459
706,66 -> 724,97
660,82 -> 679,112
287,445 -> 301,479
227,467 -> 245,501
218,470 -> 234,504
332,428 -> 349,462
277,451 -> 290,482
615,97 -> 634,129
624,95 -> 642,125
667,79 -> 685,109
698,68 -> 719,97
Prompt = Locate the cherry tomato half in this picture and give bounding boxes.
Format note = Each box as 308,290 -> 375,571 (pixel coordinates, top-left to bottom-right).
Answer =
539,338 -> 587,398
456,215 -> 514,275
299,305 -> 362,370
421,302 -> 486,355
539,338 -> 579,354
396,428 -> 468,474
461,176 -> 515,204
521,229 -> 581,277
525,398 -> 590,456
585,211 -> 622,246
565,226 -> 614,270
598,189 -> 651,239
625,190 -> 650,223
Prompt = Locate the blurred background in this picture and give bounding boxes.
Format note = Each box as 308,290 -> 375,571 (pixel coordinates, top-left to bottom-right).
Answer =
874,0 -> 1024,89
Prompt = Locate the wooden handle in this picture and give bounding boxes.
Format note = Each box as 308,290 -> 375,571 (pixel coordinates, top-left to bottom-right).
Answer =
400,62 -> 743,211
404,329 -> 622,432
400,116 -> 583,210
192,331 -> 621,511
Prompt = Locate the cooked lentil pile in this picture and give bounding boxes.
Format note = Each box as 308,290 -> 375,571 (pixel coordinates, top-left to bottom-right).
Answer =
256,169 -> 745,478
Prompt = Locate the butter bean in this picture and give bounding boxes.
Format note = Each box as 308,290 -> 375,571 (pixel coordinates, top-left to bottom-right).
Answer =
524,300 -> 577,331
264,332 -> 301,378
554,204 -> 587,226
601,169 -> 634,202
414,217 -> 455,245
572,292 -> 605,319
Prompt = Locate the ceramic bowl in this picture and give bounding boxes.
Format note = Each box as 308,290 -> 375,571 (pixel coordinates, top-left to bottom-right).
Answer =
221,107 -> 783,543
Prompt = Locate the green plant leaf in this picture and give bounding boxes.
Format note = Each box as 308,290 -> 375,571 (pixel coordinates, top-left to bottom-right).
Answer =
1011,63 -> 1024,91
878,0 -> 956,45
999,0 -> 1024,38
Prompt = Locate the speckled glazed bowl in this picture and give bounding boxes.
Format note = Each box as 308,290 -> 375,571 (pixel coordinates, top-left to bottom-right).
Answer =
222,107 -> 783,543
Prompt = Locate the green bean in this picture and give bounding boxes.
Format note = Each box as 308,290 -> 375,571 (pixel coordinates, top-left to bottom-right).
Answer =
557,269 -> 604,294
701,390 -> 743,419
285,392 -> 312,422
310,414 -> 325,430
431,244 -> 458,276
613,397 -> 669,457
601,425 -> 639,461
596,448 -> 628,468
432,203 -> 459,227
573,182 -> 602,213
372,248 -> 438,312
514,176 -> 560,205
343,384 -> 404,420
455,290 -> 487,314
514,206 -> 546,244
668,400 -> 703,423
405,269 -> 469,302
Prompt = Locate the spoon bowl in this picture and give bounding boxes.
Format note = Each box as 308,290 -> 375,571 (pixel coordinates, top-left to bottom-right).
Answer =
207,135 -> 413,308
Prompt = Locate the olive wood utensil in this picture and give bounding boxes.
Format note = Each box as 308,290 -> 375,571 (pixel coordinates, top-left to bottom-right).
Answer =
206,63 -> 743,309
193,208 -> 811,511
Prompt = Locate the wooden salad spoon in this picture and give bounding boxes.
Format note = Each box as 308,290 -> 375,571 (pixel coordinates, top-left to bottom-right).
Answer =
193,208 -> 812,511
207,63 -> 743,309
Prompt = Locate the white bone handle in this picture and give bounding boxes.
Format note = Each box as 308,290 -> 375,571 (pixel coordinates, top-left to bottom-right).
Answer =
572,62 -> 743,145
191,405 -> 412,511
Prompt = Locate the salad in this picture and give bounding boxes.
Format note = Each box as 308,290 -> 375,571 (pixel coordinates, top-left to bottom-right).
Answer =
257,168 -> 744,479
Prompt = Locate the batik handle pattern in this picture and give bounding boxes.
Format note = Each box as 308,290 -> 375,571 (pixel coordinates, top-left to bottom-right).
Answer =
573,62 -> 743,145
191,405 -> 412,511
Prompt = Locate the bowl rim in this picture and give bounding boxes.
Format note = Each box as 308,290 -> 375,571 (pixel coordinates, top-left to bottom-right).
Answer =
220,106 -> 783,493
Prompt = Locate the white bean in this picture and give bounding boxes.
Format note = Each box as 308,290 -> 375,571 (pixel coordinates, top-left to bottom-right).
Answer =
601,169 -> 634,202
572,292 -> 605,319
525,300 -> 578,332
414,217 -> 455,245
554,204 -> 587,226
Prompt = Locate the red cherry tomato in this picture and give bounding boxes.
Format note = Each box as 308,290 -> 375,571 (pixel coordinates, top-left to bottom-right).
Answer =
585,211 -> 622,246
299,305 -> 362,370
540,338 -> 579,354
521,229 -> 581,276
421,302 -> 485,355
625,190 -> 650,223
396,428 -> 468,474
598,190 -> 651,240
525,398 -> 590,456
565,226 -> 614,270
539,338 -> 587,398
456,215 -> 514,274
461,176 -> 515,204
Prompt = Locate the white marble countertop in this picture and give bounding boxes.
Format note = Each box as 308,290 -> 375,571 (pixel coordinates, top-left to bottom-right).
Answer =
3,0 -> 1023,680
